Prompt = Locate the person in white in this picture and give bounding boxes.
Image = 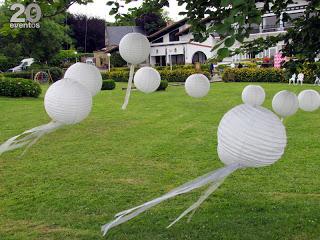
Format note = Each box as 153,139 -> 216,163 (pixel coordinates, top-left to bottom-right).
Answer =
314,76 -> 320,86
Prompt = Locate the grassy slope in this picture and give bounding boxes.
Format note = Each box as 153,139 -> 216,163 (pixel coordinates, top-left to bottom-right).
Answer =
0,82 -> 319,240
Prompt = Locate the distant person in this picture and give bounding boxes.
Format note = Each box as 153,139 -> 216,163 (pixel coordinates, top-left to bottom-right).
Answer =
210,63 -> 215,76
238,63 -> 243,68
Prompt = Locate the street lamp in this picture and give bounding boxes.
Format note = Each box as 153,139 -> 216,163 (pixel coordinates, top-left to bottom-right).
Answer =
107,53 -> 111,72
74,51 -> 78,63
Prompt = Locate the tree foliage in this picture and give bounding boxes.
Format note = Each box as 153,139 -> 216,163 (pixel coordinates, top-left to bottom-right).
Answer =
67,14 -> 106,53
109,0 -> 168,35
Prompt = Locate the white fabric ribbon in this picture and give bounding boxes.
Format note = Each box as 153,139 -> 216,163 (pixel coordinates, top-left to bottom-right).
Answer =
101,163 -> 242,236
0,121 -> 63,156
122,64 -> 135,110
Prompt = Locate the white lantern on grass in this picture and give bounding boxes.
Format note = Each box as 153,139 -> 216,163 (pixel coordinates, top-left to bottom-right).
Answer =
242,85 -> 265,106
272,90 -> 299,118
64,62 -> 102,96
119,33 -> 150,65
119,33 -> 151,110
101,103 -> 288,237
298,90 -> 320,112
0,78 -> 93,156
45,78 -> 92,124
134,67 -> 161,93
185,74 -> 210,98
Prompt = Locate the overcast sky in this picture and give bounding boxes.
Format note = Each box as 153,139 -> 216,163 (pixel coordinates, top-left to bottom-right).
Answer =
68,0 -> 186,22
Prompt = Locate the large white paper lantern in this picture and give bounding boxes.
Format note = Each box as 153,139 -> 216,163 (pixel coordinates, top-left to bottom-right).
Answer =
298,90 -> 320,112
185,74 -> 210,98
218,104 -> 287,168
119,33 -> 150,65
134,67 -> 161,93
242,85 -> 265,106
272,90 -> 299,117
101,104 -> 288,237
64,62 -> 102,96
45,78 -> 92,125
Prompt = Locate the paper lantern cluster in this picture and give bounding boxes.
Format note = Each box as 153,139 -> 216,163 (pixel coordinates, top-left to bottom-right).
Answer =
119,33 -> 162,110
0,62 -> 102,156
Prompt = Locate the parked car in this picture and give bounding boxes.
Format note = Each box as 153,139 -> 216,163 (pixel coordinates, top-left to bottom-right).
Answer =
7,58 -> 34,72
85,58 -> 95,66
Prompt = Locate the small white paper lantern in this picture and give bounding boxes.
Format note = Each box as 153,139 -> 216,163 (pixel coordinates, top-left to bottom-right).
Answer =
298,90 -> 320,112
242,85 -> 265,106
119,33 -> 151,65
45,78 -> 92,125
64,62 -> 102,96
218,104 -> 287,168
134,67 -> 161,93
185,74 -> 210,98
272,90 -> 299,117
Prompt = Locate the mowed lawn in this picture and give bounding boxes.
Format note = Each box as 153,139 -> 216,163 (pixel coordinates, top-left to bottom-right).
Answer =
0,82 -> 319,240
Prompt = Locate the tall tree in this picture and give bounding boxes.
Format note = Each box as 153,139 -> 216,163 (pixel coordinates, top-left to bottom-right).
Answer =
67,14 -> 105,53
0,1 -> 72,67
109,0 -> 168,35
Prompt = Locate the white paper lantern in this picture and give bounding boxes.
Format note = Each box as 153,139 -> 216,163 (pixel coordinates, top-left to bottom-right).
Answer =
133,67 -> 161,93
242,85 -> 265,106
64,62 -> 102,96
45,78 -> 92,125
185,74 -> 210,98
272,90 -> 299,117
298,90 -> 320,112
217,104 -> 287,168
119,33 -> 150,65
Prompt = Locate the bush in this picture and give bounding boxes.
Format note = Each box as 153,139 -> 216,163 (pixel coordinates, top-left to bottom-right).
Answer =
102,79 -> 116,90
102,68 -> 210,82
222,68 -> 285,82
0,78 -> 41,98
157,80 -> 168,91
102,70 -> 129,82
160,69 -> 211,82
49,67 -> 64,82
2,71 -> 32,79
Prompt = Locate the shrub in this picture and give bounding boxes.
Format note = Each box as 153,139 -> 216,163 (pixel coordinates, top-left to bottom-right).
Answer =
222,68 -> 285,83
157,80 -> 168,91
159,69 -> 211,82
102,68 -> 210,82
102,70 -> 129,82
102,79 -> 116,90
49,67 -> 64,82
0,78 -> 41,98
3,71 -> 32,79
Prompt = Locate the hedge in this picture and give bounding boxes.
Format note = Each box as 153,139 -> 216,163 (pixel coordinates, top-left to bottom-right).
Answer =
2,71 -> 32,80
49,67 -> 64,82
0,78 -> 42,98
157,80 -> 168,91
102,79 -> 116,90
102,68 -> 210,82
222,68 -> 285,82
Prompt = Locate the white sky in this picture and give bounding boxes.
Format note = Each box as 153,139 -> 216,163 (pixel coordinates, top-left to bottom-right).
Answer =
68,0 -> 186,22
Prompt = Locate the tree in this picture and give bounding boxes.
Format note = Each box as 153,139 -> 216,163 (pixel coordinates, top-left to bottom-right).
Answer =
0,1 -> 72,67
109,0 -> 168,35
67,14 -> 105,53
107,0 -> 320,62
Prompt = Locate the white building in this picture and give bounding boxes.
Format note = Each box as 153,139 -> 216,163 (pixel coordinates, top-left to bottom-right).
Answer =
103,0 -> 308,66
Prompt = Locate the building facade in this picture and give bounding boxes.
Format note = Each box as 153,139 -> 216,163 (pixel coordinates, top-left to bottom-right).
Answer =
101,0 -> 308,66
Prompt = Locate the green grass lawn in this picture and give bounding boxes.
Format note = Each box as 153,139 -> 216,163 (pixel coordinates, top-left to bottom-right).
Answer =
0,82 -> 319,240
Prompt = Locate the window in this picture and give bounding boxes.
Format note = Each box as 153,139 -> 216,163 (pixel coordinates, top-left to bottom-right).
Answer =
169,29 -> 179,42
263,16 -> 279,32
153,37 -> 163,43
